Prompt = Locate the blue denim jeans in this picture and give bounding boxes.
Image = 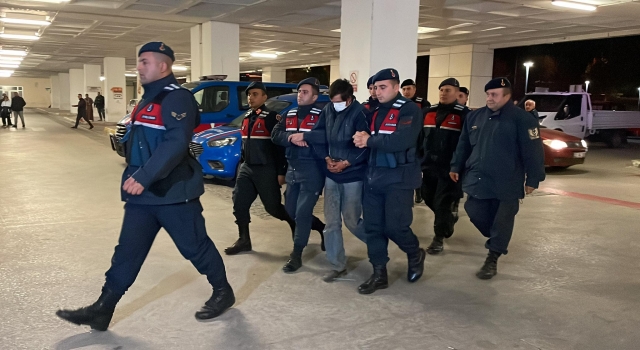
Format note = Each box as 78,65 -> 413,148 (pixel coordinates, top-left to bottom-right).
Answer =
323,178 -> 367,271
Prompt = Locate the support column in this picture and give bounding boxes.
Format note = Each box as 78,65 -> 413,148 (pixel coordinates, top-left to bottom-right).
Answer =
329,59 -> 340,83
340,0 -> 419,101
261,67 -> 286,83
201,21 -> 239,80
58,73 -> 70,111
83,64 -> 102,98
103,57 -> 127,122
428,44 -> 494,109
69,68 -> 84,114
190,25 -> 202,81
50,75 -> 60,109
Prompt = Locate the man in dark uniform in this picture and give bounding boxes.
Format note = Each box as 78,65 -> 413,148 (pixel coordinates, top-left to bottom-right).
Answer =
225,81 -> 325,255
272,77 -> 327,273
95,92 -> 106,121
362,75 -> 379,113
420,78 -> 470,255
71,93 -> 94,129
458,87 -> 469,106
56,42 -> 234,331
353,68 -> 426,294
450,77 -> 545,279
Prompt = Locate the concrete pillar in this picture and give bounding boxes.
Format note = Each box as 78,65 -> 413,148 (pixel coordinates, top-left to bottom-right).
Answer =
428,44 -> 494,109
69,68 -> 84,114
340,0 -> 419,101
201,21 -> 239,80
50,75 -> 60,109
261,67 -> 286,83
103,57 -> 127,122
83,64 -> 102,99
136,44 -> 143,98
190,25 -> 202,81
329,59 -> 340,84
58,73 -> 70,111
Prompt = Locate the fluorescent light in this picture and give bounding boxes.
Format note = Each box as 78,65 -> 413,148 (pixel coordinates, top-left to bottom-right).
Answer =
173,65 -> 188,71
552,1 -> 596,11
99,76 -> 105,81
0,63 -> 19,68
481,26 -> 506,31
0,56 -> 23,61
446,23 -> 474,30
29,0 -> 70,3
331,29 -> 341,32
124,73 -> 137,77
250,52 -> 278,59
417,26 -> 440,34
0,34 -> 40,40
0,61 -> 20,66
0,50 -> 27,56
0,18 -> 51,26
523,61 -> 534,68
0,70 -> 14,77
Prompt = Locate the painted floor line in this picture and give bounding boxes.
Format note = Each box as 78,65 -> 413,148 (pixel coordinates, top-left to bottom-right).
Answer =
540,187 -> 640,210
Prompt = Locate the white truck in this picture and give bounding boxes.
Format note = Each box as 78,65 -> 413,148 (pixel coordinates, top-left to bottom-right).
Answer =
522,92 -> 640,147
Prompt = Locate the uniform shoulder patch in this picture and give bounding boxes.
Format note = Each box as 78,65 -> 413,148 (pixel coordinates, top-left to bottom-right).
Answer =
171,111 -> 187,120
276,114 -> 282,121
528,127 -> 540,140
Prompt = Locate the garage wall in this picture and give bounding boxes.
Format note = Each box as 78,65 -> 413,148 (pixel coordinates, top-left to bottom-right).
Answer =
0,77 -> 51,108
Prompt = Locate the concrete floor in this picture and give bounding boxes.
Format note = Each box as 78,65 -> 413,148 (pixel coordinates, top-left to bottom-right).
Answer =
2,110 -> 640,350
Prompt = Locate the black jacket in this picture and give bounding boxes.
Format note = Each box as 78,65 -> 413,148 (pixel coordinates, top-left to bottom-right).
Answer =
420,102 -> 469,171
75,98 -> 86,116
240,105 -> 287,175
365,93 -> 422,190
450,102 -> 545,200
11,96 -> 26,111
94,95 -> 105,108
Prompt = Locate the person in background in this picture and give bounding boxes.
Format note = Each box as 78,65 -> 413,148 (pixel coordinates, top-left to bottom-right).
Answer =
85,94 -> 95,121
95,92 -> 106,121
10,92 -> 26,128
458,87 -> 469,106
71,94 -> 94,129
524,99 -> 540,120
1,94 -> 13,127
362,75 -> 379,113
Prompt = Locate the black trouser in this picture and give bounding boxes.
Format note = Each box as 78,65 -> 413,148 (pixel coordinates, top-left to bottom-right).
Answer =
1,115 -> 11,126
104,199 -> 229,296
232,162 -> 290,225
363,186 -> 420,266
464,196 -> 520,255
74,112 -> 93,128
421,169 -> 461,239
97,107 -> 105,121
284,160 -> 325,250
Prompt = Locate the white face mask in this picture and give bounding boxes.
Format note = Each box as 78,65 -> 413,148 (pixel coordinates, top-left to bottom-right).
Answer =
333,101 -> 347,112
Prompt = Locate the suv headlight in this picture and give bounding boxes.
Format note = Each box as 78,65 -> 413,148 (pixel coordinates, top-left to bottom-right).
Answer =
207,137 -> 237,147
543,139 -> 568,150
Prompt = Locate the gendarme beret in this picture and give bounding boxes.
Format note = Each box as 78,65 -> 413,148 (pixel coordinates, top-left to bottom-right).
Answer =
401,79 -> 415,88
459,87 -> 469,95
245,81 -> 266,94
138,42 -> 175,62
297,77 -> 320,91
485,77 -> 511,91
439,77 -> 460,89
372,68 -> 400,84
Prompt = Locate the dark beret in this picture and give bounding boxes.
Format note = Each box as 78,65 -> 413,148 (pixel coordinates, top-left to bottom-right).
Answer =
485,77 -> 511,91
459,87 -> 469,95
297,77 -> 320,91
439,77 -> 460,89
401,79 -> 415,88
245,81 -> 266,94
372,68 -> 400,84
138,41 -> 175,62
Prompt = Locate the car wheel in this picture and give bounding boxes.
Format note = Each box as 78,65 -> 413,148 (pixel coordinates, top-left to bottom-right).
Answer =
606,131 -> 623,148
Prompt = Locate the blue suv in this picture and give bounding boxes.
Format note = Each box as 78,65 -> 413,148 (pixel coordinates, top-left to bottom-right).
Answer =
190,93 -> 331,179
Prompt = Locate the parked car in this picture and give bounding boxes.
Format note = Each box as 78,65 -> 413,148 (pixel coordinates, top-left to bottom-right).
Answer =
540,127 -> 588,168
190,93 -> 331,179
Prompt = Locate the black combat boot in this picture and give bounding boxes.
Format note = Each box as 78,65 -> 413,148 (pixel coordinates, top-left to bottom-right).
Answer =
311,216 -> 326,251
407,248 -> 426,282
426,236 -> 444,255
358,265 -> 389,294
414,188 -> 423,204
56,287 -> 122,331
224,224 -> 251,255
476,250 -> 501,280
282,249 -> 303,273
195,285 -> 235,321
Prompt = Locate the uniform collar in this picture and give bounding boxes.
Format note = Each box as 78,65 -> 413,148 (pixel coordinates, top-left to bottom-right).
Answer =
141,74 -> 178,99
297,103 -> 314,115
380,93 -> 403,108
488,100 -> 514,116
251,104 -> 267,114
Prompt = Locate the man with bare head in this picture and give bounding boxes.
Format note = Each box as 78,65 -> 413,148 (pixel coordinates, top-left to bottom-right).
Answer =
524,99 -> 539,120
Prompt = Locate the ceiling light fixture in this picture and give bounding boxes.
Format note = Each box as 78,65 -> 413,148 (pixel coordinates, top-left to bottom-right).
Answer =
417,27 -> 440,34
250,52 -> 278,59
0,60 -> 21,65
172,65 -> 188,71
331,29 -> 341,32
552,1 -> 597,11
30,0 -> 70,3
0,33 -> 40,40
0,18 -> 51,26
481,26 -> 506,31
0,50 -> 27,56
124,73 -> 137,77
0,56 -> 23,61
0,63 -> 19,68
99,76 -> 105,81
446,23 -> 475,30
0,70 -> 14,77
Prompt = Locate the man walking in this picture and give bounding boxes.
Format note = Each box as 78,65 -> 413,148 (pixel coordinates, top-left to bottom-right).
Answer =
10,92 -> 26,128
95,92 -> 106,121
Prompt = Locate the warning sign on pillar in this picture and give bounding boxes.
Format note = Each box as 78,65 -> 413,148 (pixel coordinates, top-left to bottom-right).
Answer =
349,70 -> 358,92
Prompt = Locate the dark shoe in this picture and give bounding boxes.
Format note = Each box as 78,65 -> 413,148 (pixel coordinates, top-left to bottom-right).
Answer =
414,189 -> 423,204
70,126 -> 77,129
55,288 -> 121,331
89,125 -> 94,129
224,224 -> 251,255
407,248 -> 426,282
322,269 -> 347,282
476,251 -> 500,280
426,236 -> 444,255
12,125 -> 16,128
358,265 -> 388,294
282,250 -> 302,273
195,286 -> 235,321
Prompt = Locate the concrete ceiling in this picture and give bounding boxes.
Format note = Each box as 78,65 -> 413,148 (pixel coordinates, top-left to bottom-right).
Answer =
1,0 -> 640,78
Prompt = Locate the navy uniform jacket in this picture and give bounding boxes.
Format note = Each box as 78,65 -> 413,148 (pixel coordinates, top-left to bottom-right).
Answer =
366,93 -> 422,190
240,104 -> 287,175
420,102 -> 470,171
121,74 -> 204,205
450,101 -> 545,200
362,97 -> 379,115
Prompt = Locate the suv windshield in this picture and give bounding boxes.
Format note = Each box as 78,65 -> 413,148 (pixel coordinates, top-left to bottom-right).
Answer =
228,99 -> 292,128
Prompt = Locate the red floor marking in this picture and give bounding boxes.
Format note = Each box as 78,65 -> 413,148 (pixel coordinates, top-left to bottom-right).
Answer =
540,187 -> 640,210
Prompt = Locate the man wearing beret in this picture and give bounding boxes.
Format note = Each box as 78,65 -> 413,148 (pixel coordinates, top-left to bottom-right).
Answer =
400,78 -> 429,204
272,77 -> 327,273
226,81 -> 310,255
362,75 -> 379,113
56,42 -> 234,330
458,87 -> 469,106
450,77 -> 545,279
420,78 -> 470,255
353,68 -> 426,294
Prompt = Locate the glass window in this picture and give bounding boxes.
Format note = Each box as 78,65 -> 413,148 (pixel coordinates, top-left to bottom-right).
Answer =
196,86 -> 229,113
522,95 -> 566,113
555,95 -> 582,120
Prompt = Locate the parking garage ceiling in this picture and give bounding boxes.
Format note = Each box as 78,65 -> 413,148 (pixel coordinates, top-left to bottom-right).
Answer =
1,0 -> 640,78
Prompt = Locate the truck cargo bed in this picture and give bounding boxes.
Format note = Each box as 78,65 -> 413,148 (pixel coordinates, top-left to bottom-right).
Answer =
591,111 -> 640,129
